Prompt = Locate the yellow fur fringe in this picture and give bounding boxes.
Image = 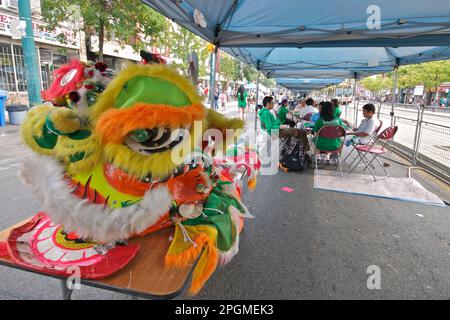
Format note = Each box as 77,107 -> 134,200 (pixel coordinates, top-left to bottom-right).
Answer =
21,105 -> 55,156
48,107 -> 80,134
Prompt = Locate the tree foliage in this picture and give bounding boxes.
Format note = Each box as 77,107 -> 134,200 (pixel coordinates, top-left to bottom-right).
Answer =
41,0 -> 166,61
361,60 -> 450,98
161,25 -> 210,77
397,60 -> 450,92
219,53 -> 241,82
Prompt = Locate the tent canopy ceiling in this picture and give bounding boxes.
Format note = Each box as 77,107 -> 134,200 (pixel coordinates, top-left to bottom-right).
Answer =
223,46 -> 450,79
144,1 -> 450,80
143,0 -> 450,47
276,78 -> 343,90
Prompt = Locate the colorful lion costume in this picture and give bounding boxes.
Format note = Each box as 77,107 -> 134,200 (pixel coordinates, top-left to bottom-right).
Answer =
0,59 -> 260,295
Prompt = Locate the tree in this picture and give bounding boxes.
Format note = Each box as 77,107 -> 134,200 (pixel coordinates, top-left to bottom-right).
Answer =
398,61 -> 450,91
160,24 -> 210,77
219,53 -> 240,83
260,76 -> 275,88
41,0 -> 166,61
360,76 -> 385,97
397,61 -> 450,104
242,64 -> 257,83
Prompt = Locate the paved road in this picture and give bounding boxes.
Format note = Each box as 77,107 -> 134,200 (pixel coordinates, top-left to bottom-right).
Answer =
0,102 -> 449,299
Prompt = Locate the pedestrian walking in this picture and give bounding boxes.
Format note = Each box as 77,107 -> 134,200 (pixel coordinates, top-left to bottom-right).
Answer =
237,85 -> 248,120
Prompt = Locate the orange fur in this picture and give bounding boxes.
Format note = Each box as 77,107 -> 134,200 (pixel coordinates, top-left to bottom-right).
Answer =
165,233 -> 218,295
96,103 -> 205,144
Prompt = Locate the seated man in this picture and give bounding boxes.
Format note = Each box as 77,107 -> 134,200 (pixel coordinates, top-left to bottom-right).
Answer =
258,96 -> 310,151
292,98 -> 306,122
344,103 -> 380,146
298,98 -> 317,119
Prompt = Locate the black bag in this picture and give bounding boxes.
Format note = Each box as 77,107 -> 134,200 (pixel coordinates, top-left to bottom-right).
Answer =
280,137 -> 305,171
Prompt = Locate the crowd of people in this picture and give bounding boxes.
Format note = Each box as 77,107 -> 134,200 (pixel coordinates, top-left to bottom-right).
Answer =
258,95 -> 380,169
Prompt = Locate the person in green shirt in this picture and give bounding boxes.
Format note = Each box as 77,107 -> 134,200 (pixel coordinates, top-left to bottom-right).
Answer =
277,99 -> 295,127
312,101 -> 347,164
331,98 -> 342,118
258,96 -> 281,136
237,85 -> 248,120
258,97 -> 310,153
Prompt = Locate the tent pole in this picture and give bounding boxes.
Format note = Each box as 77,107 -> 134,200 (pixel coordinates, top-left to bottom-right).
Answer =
352,76 -> 357,125
391,66 -> 398,126
254,71 -> 261,131
209,47 -> 218,108
19,0 -> 42,106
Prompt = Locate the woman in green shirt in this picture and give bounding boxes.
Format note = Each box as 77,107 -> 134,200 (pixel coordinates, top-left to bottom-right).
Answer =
237,85 -> 248,120
312,101 -> 347,163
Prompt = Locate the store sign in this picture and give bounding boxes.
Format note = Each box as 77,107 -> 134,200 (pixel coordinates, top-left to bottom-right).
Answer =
0,12 -> 79,48
413,85 -> 424,96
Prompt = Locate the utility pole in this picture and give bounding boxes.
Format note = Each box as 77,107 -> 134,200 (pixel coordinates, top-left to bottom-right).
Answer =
19,0 -> 42,106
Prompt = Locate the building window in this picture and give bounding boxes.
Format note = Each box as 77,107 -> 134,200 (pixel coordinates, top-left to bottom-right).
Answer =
13,45 -> 27,92
6,0 -> 18,9
52,54 -> 67,66
0,43 -> 16,91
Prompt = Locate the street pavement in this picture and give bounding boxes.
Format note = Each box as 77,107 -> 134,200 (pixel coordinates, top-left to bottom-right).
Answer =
0,102 -> 449,299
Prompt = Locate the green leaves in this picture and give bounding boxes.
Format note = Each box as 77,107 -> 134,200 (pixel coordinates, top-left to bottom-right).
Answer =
361,60 -> 450,96
161,25 -> 209,76
41,0 -> 166,58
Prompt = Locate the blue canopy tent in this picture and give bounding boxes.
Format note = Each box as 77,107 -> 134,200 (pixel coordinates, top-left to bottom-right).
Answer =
142,0 -> 450,48
275,78 -> 343,90
142,0 -> 450,126
224,47 -> 450,79
222,46 -> 450,126
275,78 -> 344,101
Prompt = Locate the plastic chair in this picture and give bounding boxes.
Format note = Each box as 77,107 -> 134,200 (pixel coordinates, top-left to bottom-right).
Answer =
260,117 -> 290,156
344,120 -> 383,163
298,112 -> 314,128
348,126 -> 398,181
314,125 -> 347,176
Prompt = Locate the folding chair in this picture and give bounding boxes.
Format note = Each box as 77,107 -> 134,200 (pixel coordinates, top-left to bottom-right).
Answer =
314,125 -> 347,176
298,112 -> 315,129
348,126 -> 398,181
344,120 -> 383,163
260,118 -> 290,156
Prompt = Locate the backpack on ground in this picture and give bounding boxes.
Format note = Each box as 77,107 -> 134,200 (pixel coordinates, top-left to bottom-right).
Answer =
280,137 -> 305,172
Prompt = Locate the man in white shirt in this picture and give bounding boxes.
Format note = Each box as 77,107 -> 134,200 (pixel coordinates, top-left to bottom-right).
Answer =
298,98 -> 317,119
345,103 -> 380,146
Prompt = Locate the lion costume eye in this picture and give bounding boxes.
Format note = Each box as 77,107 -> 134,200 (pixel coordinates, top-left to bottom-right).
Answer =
124,126 -> 190,155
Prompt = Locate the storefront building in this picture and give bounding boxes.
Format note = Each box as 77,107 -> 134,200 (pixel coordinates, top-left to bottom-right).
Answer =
0,1 -> 81,105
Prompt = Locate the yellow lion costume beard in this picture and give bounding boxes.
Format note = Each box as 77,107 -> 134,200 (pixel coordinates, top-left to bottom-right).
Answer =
18,62 -> 256,294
